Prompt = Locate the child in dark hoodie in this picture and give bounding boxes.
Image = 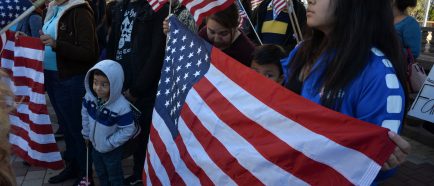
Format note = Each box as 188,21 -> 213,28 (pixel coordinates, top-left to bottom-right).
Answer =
81,60 -> 136,186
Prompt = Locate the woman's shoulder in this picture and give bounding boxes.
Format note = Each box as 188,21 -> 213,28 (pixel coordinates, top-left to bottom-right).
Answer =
363,48 -> 399,80
396,16 -> 420,29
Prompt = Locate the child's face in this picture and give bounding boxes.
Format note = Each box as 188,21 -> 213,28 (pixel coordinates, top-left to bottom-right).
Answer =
93,74 -> 110,101
306,0 -> 335,34
251,60 -> 284,84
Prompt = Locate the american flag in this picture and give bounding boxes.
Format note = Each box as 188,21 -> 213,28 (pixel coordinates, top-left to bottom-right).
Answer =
143,16 -> 396,185
271,0 -> 286,17
147,0 -> 168,12
251,0 -> 263,10
235,0 -> 248,28
0,0 -> 32,29
180,0 -> 235,24
0,31 -> 63,170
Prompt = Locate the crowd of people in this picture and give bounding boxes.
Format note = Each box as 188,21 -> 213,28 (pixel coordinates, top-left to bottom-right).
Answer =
3,0 -> 424,185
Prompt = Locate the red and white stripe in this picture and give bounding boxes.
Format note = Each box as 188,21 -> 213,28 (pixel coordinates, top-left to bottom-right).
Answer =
251,0 -> 263,10
144,48 -> 395,185
0,31 -> 63,170
180,0 -> 235,24
271,0 -> 286,16
147,0 -> 168,12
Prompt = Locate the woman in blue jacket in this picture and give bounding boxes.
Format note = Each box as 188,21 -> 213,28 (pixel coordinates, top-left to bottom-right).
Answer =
284,0 -> 411,184
393,0 -> 421,58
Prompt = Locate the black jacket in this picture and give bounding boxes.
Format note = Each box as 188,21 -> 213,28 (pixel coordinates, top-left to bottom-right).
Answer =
251,0 -> 306,53
107,0 -> 168,108
45,0 -> 99,79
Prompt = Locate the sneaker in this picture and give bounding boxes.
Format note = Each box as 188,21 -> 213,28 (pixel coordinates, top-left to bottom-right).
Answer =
123,175 -> 142,185
74,176 -> 94,186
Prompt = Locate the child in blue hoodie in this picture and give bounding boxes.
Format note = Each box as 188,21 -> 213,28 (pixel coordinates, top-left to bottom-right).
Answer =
81,60 -> 136,186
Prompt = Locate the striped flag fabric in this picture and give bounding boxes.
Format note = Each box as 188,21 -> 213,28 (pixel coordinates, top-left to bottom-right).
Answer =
235,0 -> 248,28
271,0 -> 286,17
251,0 -> 263,10
143,16 -> 396,186
0,0 -> 32,29
0,31 -> 63,170
147,0 -> 168,12
180,0 -> 235,24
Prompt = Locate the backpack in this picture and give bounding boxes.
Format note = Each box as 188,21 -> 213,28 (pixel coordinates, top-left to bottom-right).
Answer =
405,48 -> 427,93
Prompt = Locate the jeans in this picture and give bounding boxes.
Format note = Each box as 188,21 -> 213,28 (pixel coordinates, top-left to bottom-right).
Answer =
44,70 -> 89,175
93,146 -> 124,186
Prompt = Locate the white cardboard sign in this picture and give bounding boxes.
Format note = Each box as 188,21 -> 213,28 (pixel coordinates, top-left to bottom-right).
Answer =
408,66 -> 434,123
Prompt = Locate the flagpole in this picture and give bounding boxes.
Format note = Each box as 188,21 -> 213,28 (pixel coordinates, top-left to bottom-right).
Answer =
290,0 -> 303,42
286,0 -> 303,43
423,0 -> 432,27
0,0 -> 46,35
237,0 -> 263,45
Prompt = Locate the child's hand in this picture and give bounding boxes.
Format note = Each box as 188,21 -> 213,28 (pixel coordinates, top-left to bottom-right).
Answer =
84,139 -> 89,147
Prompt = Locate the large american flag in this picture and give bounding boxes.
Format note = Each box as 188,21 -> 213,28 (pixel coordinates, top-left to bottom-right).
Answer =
143,16 -> 396,185
0,31 -> 63,170
180,0 -> 235,24
0,0 -> 32,29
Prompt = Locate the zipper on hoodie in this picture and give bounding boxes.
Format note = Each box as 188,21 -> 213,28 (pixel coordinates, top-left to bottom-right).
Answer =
92,98 -> 105,146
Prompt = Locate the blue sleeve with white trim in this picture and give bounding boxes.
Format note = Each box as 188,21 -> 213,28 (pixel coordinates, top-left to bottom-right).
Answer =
351,52 -> 405,133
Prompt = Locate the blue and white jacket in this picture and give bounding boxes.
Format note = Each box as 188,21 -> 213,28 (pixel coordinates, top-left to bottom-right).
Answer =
81,60 -> 136,153
282,47 -> 406,132
283,47 -> 406,183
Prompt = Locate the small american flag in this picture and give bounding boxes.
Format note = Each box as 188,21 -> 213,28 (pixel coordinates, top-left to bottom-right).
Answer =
271,0 -> 286,17
1,31 -> 63,170
143,16 -> 396,185
235,0 -> 248,28
0,0 -> 32,29
180,0 -> 235,24
251,0 -> 263,10
147,0 -> 168,12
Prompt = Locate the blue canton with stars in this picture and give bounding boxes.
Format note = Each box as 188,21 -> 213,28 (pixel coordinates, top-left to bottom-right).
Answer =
0,0 -> 32,29
155,16 -> 212,138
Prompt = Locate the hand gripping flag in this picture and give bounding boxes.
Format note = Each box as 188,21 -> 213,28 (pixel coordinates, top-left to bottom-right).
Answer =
1,31 -> 63,170
143,16 -> 396,186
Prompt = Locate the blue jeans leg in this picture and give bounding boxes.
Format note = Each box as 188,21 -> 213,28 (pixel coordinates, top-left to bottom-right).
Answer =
93,147 -> 124,186
92,148 -> 108,186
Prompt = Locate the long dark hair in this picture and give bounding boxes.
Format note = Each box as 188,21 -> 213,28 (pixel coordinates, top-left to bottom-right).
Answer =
207,3 -> 240,29
286,0 -> 408,110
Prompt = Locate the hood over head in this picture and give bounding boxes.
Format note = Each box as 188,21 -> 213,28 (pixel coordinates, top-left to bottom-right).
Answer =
84,60 -> 124,105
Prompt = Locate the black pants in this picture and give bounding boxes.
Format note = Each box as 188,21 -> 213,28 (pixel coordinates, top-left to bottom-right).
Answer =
132,102 -> 154,179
